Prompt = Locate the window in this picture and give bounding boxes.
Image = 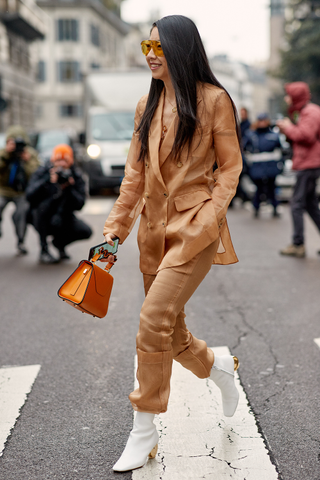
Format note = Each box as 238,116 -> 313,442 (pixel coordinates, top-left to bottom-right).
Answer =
57,62 -> 81,82
90,63 -> 100,69
37,61 -> 46,82
90,24 -> 100,47
57,19 -> 79,41
35,104 -> 43,119
59,104 -> 83,117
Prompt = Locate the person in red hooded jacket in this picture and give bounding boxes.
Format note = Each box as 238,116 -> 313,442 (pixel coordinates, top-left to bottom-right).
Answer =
277,82 -> 320,257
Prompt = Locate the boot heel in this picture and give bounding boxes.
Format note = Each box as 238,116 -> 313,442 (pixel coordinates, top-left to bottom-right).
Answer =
148,444 -> 158,459
233,356 -> 240,371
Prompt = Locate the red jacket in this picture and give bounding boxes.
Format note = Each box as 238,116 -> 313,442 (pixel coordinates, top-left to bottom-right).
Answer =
282,82 -> 320,171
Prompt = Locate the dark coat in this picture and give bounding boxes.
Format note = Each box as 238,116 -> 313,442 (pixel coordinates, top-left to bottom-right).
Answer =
26,162 -> 87,224
244,127 -> 284,180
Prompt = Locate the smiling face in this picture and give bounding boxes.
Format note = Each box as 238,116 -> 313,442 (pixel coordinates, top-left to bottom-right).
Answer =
146,27 -> 170,85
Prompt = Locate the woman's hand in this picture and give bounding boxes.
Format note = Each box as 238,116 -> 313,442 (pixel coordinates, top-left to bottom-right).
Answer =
276,117 -> 292,132
99,233 -> 118,266
104,233 -> 118,246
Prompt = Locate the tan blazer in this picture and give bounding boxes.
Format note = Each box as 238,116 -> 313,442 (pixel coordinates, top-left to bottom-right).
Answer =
103,83 -> 242,274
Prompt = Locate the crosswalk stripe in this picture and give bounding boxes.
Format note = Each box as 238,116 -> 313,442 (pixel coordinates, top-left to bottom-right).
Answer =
0,365 -> 41,456
314,338 -> 320,349
132,346 -> 278,480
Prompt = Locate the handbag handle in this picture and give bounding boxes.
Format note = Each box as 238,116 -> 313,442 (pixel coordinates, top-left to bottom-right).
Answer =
92,253 -> 117,273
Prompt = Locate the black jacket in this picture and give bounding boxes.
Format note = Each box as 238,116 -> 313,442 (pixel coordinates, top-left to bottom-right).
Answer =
26,162 -> 87,221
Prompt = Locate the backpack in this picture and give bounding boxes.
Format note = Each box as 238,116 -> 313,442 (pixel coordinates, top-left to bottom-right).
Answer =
8,158 -> 28,192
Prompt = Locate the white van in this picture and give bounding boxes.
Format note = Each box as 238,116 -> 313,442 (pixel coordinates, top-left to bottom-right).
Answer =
81,70 -> 152,194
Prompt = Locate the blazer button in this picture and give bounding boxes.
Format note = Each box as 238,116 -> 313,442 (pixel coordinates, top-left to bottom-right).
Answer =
162,222 -> 166,227
177,161 -> 183,168
164,192 -> 168,197
145,192 -> 149,198
147,222 -> 152,228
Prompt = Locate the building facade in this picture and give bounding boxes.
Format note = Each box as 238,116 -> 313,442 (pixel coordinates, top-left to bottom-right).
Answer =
268,0 -> 288,118
33,0 -> 129,133
209,55 -> 269,122
0,0 -> 46,132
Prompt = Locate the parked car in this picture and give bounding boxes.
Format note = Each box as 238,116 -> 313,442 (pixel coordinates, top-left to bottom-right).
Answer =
32,128 -> 83,165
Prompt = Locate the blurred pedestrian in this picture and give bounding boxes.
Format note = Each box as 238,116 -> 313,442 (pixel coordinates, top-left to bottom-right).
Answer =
26,144 -> 92,264
103,15 -> 242,473
229,106 -> 251,207
0,125 -> 40,255
244,112 -> 284,218
277,82 -> 320,258
240,107 -> 251,140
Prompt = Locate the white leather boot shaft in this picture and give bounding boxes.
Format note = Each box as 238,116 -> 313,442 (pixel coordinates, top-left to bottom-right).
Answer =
210,355 -> 239,417
113,412 -> 159,472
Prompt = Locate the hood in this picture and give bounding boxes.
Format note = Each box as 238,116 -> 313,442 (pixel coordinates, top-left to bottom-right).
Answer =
5,125 -> 30,144
285,82 -> 311,117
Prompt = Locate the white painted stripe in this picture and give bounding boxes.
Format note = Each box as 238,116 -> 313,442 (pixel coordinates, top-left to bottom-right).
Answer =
132,346 -> 278,479
80,198 -> 115,216
0,365 -> 41,456
314,338 -> 320,349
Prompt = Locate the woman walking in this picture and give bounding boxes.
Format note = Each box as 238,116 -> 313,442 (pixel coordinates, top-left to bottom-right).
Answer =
103,15 -> 243,472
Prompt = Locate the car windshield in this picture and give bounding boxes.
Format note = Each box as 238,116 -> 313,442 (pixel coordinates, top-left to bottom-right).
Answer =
36,131 -> 70,153
91,112 -> 134,141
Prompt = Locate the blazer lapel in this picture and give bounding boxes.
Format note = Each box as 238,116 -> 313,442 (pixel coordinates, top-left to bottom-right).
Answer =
159,87 -> 204,168
148,91 -> 166,188
159,116 -> 177,168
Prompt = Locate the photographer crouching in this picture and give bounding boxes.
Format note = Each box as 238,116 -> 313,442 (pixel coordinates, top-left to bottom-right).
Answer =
26,144 -> 92,264
0,125 -> 40,255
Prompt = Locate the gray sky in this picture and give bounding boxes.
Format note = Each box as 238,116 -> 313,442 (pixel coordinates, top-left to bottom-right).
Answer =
121,0 -> 270,65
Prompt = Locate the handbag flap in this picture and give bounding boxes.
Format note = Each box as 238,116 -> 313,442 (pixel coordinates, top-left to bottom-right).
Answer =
58,260 -> 93,303
91,264 -> 113,297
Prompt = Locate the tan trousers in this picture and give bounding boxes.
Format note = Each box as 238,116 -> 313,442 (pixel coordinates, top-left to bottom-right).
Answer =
129,239 -> 219,414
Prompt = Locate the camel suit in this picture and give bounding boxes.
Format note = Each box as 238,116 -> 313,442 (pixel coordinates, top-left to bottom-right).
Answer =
103,83 -> 242,413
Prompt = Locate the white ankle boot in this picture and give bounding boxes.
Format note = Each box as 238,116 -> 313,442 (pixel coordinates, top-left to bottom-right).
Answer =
209,355 -> 240,417
112,412 -> 159,472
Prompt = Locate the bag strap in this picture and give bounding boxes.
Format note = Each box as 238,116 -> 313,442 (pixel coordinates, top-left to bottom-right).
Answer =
92,254 -> 117,274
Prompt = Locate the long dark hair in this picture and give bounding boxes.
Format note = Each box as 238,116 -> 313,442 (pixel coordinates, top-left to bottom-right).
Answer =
137,15 -> 241,162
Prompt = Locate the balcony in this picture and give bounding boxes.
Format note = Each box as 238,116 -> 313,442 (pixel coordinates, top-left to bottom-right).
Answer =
0,0 -> 46,41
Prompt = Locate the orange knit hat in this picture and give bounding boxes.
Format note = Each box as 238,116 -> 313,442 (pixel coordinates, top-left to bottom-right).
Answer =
51,144 -> 74,166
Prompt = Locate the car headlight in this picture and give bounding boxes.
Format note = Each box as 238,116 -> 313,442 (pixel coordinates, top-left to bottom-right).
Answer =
87,144 -> 101,159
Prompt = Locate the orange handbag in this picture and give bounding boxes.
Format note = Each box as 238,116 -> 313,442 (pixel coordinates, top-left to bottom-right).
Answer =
57,259 -> 114,318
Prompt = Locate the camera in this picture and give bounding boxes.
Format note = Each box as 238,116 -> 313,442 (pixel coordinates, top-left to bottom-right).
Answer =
55,167 -> 72,184
14,137 -> 27,154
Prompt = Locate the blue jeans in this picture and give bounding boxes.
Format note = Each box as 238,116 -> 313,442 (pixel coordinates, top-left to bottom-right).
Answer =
291,168 -> 320,245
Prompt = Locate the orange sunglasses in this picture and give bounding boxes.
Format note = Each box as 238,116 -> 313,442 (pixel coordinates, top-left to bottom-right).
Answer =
141,40 -> 164,57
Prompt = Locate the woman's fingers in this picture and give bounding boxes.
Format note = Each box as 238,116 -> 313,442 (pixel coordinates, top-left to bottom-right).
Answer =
104,233 -> 117,246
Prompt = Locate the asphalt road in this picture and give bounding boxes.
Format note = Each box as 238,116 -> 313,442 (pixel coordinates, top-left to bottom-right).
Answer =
0,197 -> 320,480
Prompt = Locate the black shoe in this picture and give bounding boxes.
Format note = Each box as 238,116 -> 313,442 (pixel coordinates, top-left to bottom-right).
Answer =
39,250 -> 59,264
273,209 -> 280,218
254,209 -> 259,218
17,242 -> 28,255
59,249 -> 71,260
